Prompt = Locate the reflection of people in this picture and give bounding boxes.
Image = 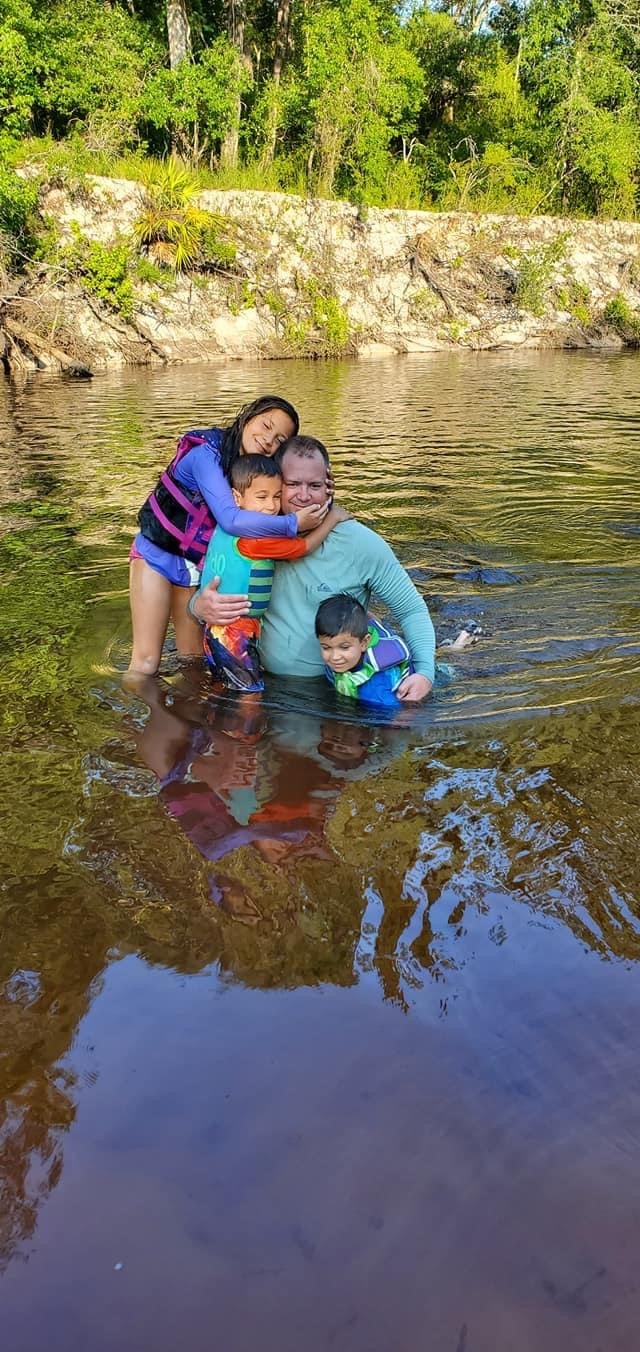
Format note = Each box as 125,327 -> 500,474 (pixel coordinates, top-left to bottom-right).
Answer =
192,436 -> 436,702
315,593 -> 413,707
128,395 -> 328,675
201,455 -> 347,692
123,671 -> 387,924
162,707 -> 366,853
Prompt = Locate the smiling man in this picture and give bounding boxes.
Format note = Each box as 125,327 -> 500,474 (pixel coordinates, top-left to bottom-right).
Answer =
191,436 -> 435,700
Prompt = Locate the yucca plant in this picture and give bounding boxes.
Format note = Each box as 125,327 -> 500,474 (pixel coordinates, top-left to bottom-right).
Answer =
133,158 -> 230,273
134,202 -> 210,271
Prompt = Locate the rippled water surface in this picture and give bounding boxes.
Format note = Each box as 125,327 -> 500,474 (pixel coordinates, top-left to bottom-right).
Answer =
1,353 -> 639,1351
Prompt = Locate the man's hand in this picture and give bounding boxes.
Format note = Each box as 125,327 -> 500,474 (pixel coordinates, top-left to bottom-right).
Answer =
191,576 -> 249,626
396,673 -> 433,702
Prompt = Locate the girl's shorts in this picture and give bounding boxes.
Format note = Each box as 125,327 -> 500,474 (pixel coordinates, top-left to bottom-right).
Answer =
129,533 -> 201,587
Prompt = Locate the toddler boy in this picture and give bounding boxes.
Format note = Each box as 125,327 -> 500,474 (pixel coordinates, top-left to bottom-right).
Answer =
315,593 -> 414,707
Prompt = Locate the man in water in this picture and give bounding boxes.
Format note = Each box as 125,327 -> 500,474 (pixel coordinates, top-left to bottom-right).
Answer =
190,436 -> 434,701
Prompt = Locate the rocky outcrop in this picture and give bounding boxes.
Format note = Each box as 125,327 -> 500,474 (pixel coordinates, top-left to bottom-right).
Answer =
5,176 -> 640,373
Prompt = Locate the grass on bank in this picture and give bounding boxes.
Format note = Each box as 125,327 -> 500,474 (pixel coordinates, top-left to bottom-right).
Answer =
9,134 -> 635,221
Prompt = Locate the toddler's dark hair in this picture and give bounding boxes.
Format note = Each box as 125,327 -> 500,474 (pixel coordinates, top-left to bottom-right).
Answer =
277,434 -> 330,468
315,593 -> 369,640
231,454 -> 282,493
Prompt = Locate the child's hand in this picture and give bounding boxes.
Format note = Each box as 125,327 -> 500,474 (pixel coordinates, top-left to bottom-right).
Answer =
295,503 -> 329,532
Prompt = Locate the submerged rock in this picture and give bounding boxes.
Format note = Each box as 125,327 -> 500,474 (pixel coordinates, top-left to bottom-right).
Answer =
454,566 -> 521,586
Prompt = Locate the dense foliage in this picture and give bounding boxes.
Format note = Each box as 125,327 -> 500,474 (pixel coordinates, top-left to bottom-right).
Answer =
1,0 -> 640,222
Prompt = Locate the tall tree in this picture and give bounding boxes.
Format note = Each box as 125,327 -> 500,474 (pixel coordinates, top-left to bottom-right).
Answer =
259,0 -> 293,167
166,0 -> 192,68
220,0 -> 248,166
273,0 -> 292,79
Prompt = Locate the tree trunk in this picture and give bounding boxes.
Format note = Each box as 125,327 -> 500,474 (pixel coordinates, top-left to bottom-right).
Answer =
260,0 -> 291,168
273,0 -> 291,80
3,316 -> 93,377
166,0 -> 192,70
220,1 -> 246,170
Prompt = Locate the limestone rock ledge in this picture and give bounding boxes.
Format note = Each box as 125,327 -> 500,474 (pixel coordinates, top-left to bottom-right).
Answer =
15,177 -> 640,371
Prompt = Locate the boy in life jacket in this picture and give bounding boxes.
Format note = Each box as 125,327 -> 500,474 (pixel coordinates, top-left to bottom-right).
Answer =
202,456 -> 347,692
315,593 -> 415,707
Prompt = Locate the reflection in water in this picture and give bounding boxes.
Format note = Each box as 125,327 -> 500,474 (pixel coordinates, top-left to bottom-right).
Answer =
1,353 -> 640,1349
81,669 -> 411,989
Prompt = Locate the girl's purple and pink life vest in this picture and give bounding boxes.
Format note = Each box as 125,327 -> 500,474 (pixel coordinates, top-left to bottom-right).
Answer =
137,426 -> 224,564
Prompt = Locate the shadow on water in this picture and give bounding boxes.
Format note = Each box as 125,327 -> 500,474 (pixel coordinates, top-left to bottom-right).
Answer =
1,352 -> 640,1350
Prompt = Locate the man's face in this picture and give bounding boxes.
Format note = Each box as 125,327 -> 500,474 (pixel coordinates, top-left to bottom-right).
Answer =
279,450 -> 329,514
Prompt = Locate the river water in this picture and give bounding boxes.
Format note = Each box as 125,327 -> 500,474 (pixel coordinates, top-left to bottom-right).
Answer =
1,352 -> 639,1351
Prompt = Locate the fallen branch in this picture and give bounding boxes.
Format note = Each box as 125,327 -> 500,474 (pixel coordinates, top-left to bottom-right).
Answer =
409,247 -> 457,318
4,317 -> 93,377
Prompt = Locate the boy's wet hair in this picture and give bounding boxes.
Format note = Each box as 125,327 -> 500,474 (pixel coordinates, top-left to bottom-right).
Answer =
315,593 -> 369,640
230,454 -> 282,493
277,434 -> 330,468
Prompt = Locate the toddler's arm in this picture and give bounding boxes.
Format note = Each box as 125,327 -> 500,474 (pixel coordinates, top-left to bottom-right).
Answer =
237,506 -> 350,561
185,445 -> 327,539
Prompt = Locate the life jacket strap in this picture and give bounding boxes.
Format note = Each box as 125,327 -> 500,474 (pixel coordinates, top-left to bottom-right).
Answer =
159,471 -> 196,514
182,502 -> 212,553
156,470 -> 212,556
147,491 -> 185,544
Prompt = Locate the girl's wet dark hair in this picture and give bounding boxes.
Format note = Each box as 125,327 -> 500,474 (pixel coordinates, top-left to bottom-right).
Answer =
315,593 -> 369,640
220,395 -> 300,477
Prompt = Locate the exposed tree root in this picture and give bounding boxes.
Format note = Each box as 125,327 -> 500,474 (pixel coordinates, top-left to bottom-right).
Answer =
3,316 -> 93,378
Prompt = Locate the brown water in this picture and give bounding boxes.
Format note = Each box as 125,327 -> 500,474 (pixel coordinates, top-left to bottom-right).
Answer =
1,353 -> 639,1351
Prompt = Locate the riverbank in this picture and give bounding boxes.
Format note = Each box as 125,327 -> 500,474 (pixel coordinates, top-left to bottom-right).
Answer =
4,177 -> 640,374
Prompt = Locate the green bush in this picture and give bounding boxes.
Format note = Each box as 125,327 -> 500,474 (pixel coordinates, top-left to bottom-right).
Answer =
515,236 -> 568,316
134,255 -> 165,285
0,165 -> 39,268
310,289 -> 350,354
83,240 -> 134,316
283,316 -> 311,353
200,229 -> 237,270
603,293 -> 640,339
279,278 -> 352,356
263,289 -> 287,318
554,278 -> 592,326
61,228 -> 135,316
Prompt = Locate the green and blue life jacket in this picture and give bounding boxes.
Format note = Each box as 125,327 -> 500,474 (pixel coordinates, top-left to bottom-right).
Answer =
324,618 -> 413,705
201,524 -> 274,617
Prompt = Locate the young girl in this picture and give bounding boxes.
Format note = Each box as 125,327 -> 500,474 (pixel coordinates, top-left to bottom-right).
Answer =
128,395 -> 327,674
